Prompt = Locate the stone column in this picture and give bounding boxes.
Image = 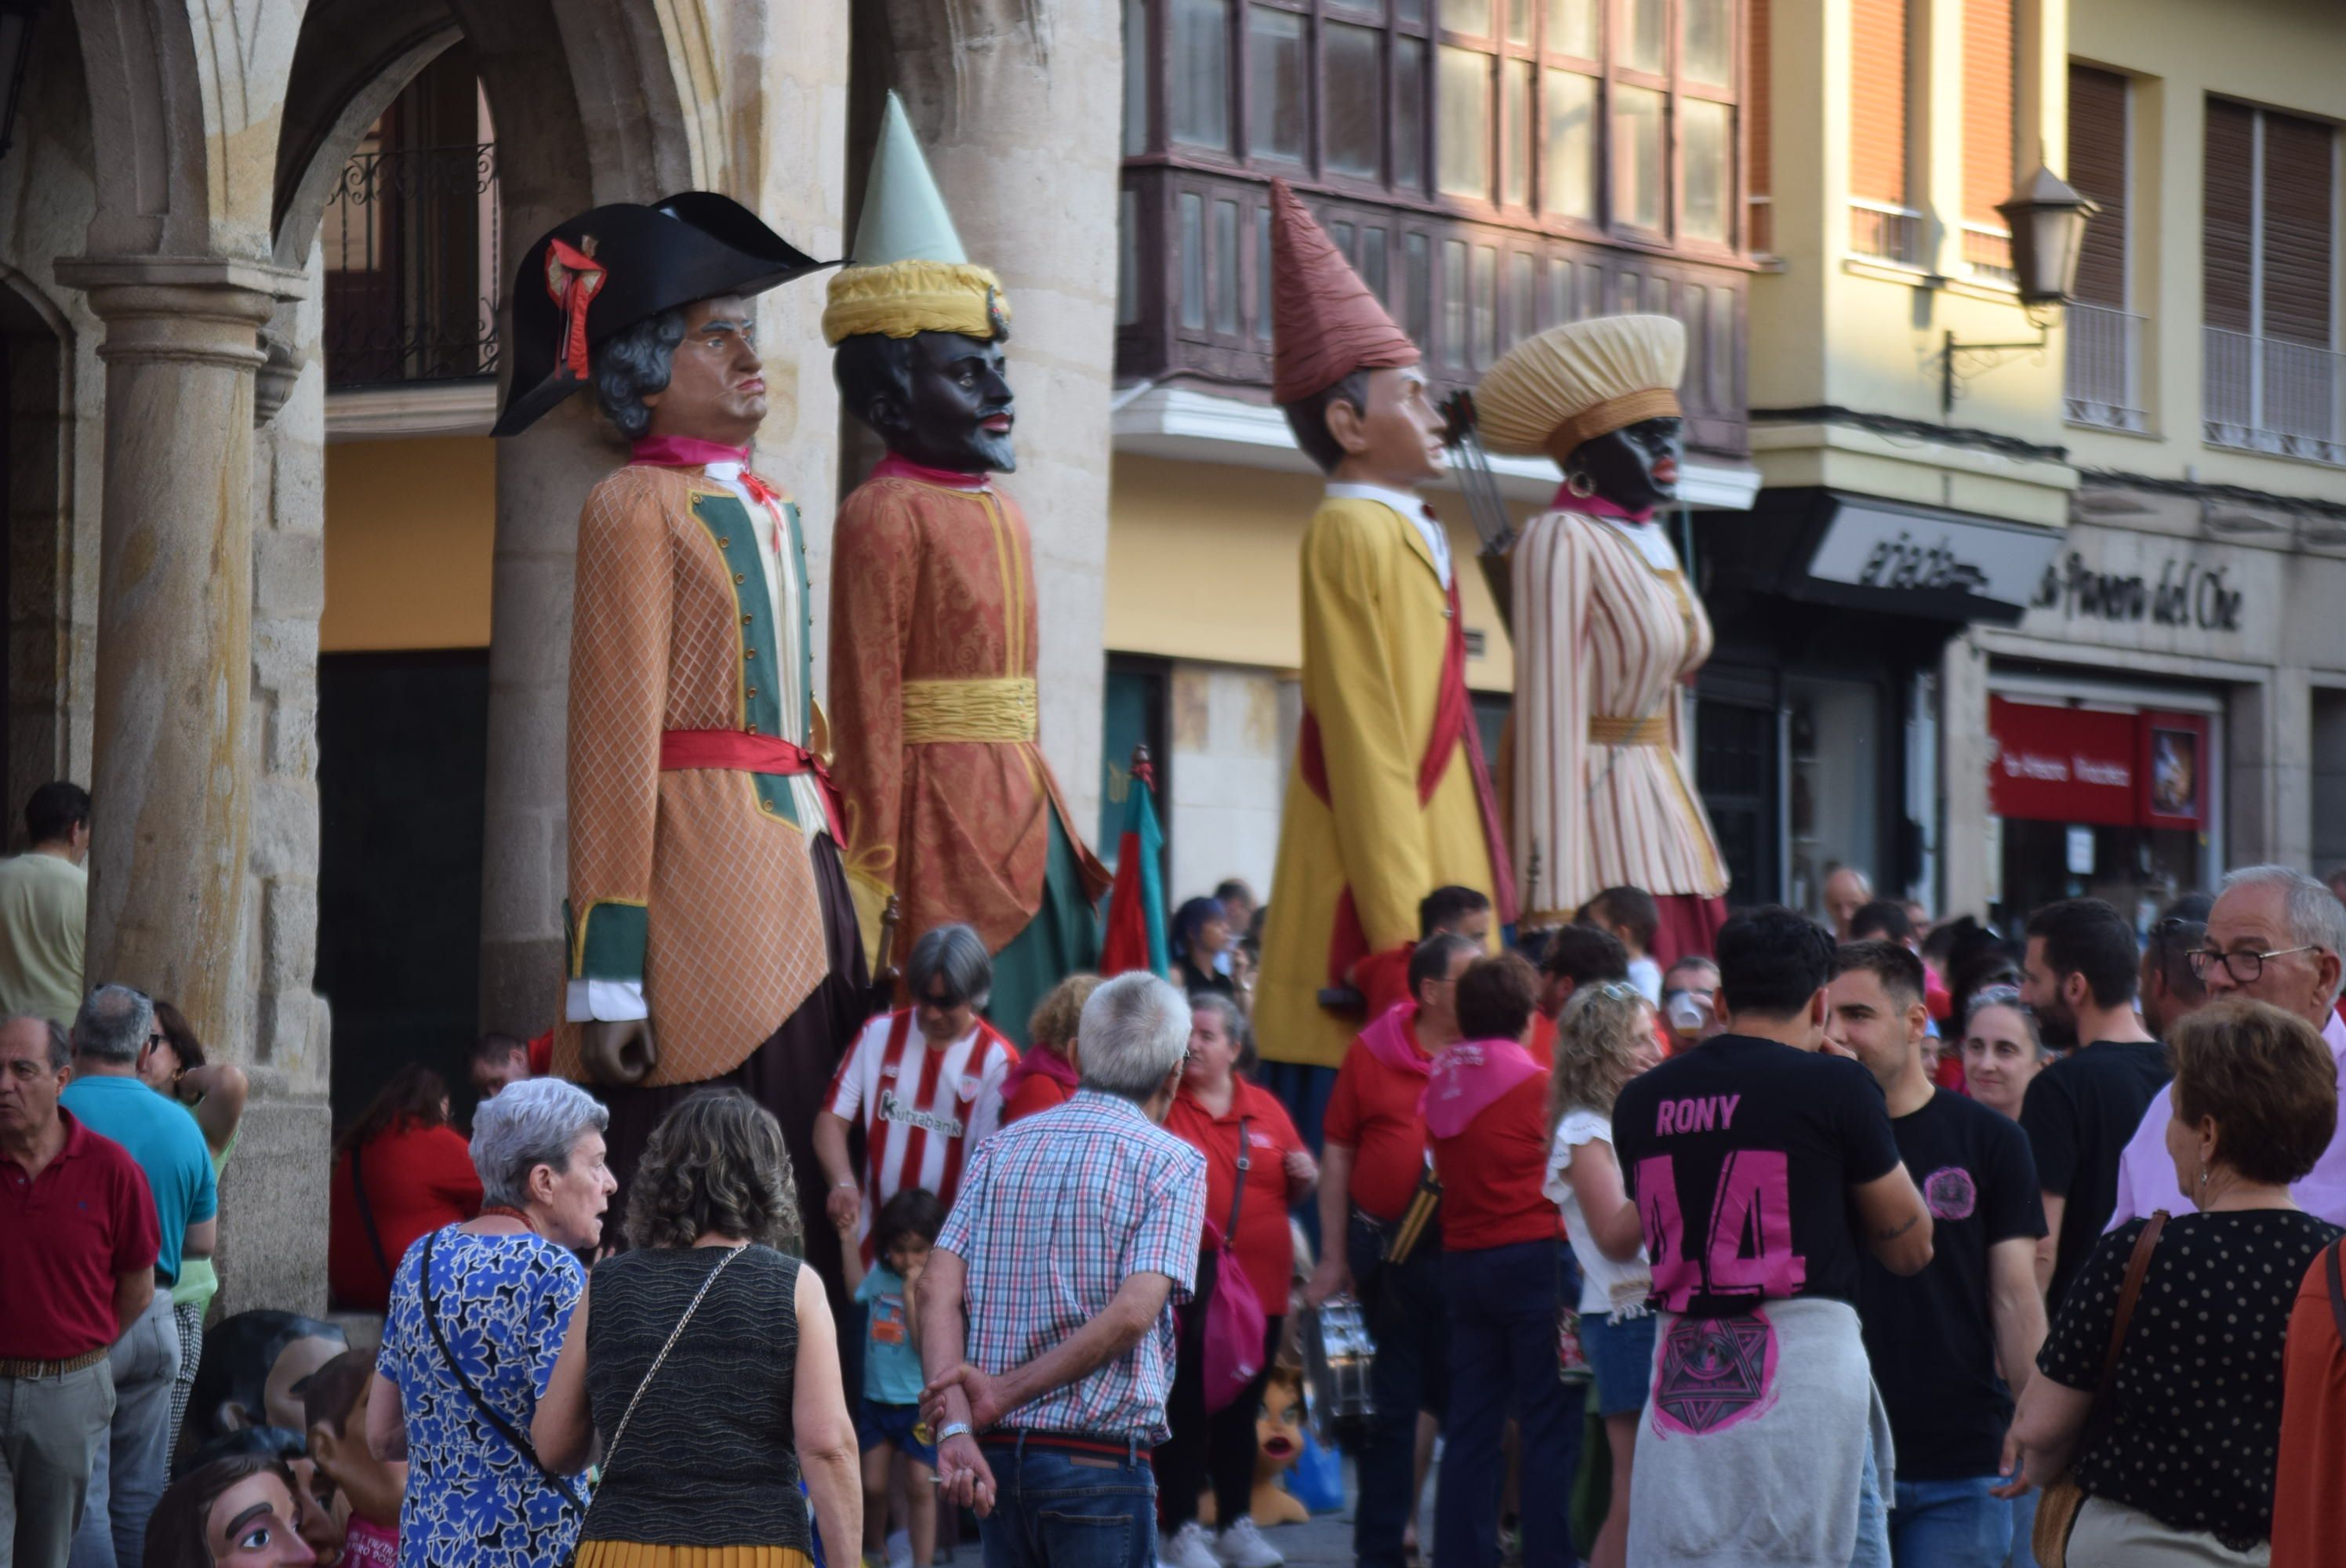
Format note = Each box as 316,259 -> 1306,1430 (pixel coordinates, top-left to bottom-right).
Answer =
1939,629 -> 1992,918
883,0 -> 1123,838
53,256 -> 299,1045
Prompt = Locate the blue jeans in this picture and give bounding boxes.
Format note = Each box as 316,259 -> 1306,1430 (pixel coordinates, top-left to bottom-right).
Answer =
1434,1240 -> 1582,1568
2005,1486 -> 2040,1566
1890,1476 -> 2014,1568
1349,1215 -> 1448,1568
1849,1425 -> 1890,1568
69,1290 -> 179,1568
978,1437 -> 1156,1568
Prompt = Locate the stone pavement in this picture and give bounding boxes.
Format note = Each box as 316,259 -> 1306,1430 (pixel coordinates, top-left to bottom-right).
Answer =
1256,1504 -> 1356,1568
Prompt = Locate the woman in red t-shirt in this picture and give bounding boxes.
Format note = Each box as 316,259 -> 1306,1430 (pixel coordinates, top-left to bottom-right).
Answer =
1425,953 -> 1578,1568
1156,992 -> 1316,1568
1001,975 -> 1101,1124
328,1065 -> 484,1310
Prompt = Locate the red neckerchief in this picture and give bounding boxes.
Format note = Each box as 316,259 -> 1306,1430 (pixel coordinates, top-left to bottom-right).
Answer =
631,436 -> 790,548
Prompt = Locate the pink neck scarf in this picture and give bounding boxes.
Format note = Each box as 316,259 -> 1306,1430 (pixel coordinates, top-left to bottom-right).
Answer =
1549,488 -> 1654,523
1360,1002 -> 1434,1079
873,452 -> 990,491
632,434 -> 750,468
1422,1037 -> 1544,1139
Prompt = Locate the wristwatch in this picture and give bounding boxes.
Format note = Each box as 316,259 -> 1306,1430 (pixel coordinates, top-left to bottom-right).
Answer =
936,1421 -> 973,1444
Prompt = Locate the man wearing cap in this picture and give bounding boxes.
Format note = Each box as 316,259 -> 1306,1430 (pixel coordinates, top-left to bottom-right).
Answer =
1470,317 -> 1730,967
824,95 -> 1107,1042
490,193 -> 868,1262
1252,180 -> 1511,1134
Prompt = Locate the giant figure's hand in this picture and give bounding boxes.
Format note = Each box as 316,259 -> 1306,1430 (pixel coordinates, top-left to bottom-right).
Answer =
579,1018 -> 657,1085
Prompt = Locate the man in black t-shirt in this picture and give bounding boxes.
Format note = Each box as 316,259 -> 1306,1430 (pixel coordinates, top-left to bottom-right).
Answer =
1612,908 -> 1932,1566
2014,898 -> 2169,1312
1832,941 -> 2047,1566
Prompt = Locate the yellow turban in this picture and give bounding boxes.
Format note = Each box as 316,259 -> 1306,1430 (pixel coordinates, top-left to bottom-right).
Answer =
821,260 -> 1012,346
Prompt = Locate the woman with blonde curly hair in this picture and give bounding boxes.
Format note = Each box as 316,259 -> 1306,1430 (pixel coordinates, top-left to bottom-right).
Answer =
534,1089 -> 861,1568
1542,980 -> 1663,1568
1002,973 -> 1103,1123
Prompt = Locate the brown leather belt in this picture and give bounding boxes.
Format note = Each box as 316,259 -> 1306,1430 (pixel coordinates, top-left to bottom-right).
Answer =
0,1345 -> 109,1379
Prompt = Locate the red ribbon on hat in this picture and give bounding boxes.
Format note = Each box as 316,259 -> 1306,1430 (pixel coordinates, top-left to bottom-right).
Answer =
543,238 -> 607,383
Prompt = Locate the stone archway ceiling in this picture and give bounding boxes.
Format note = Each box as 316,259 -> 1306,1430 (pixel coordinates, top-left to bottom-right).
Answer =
271,0 -> 460,264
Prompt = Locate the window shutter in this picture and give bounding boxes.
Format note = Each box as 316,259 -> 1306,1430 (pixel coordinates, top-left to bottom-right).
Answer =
2261,111 -> 2335,347
2065,65 -> 2127,308
1849,0 -> 1906,205
2203,100 -> 2256,334
1749,0 -> 1771,205
1961,0 -> 2014,227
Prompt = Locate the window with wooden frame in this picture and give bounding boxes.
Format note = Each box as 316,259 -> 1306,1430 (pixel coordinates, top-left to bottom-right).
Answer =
1959,0 -> 2017,281
1848,0 -> 1916,264
2202,96 -> 2341,459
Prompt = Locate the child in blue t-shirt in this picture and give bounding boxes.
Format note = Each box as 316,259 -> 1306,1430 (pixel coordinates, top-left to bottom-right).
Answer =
841,1187 -> 948,1568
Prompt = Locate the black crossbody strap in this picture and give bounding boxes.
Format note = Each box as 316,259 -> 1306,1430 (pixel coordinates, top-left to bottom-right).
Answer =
419,1231 -> 587,1516
2327,1239 -> 2346,1343
349,1141 -> 394,1288
1222,1119 -> 1251,1252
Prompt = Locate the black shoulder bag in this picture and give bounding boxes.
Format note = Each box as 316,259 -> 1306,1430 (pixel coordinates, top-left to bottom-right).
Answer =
419,1230 -> 590,1517
349,1141 -> 396,1289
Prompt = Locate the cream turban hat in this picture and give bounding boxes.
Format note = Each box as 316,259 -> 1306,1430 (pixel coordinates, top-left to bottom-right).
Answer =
1472,314 -> 1687,464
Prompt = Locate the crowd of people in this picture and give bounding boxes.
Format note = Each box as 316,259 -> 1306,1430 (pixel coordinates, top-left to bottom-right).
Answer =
15,763 -> 2346,1568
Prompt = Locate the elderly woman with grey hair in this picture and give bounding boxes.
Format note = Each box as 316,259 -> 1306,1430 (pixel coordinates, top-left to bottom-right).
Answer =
815,923 -> 1018,1265
365,1077 -> 617,1568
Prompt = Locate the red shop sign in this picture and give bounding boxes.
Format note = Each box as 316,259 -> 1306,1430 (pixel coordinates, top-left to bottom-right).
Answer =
1988,698 -> 2139,827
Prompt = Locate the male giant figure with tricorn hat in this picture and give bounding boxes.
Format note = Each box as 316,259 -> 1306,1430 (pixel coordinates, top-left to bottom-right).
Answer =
1252,180 -> 1514,1102
489,193 -> 869,1261
823,95 -> 1108,1040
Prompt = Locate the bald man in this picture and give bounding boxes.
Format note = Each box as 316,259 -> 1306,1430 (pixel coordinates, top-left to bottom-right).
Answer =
1824,867 -> 1875,943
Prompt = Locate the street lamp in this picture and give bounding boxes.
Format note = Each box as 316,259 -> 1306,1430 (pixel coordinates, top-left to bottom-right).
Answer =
0,0 -> 49,164
1941,164 -> 2101,418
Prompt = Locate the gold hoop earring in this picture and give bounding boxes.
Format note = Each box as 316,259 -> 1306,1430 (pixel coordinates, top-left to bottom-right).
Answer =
1566,470 -> 1597,499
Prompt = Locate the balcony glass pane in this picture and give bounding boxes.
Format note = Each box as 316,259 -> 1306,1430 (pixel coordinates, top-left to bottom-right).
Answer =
1614,84 -> 1665,229
1683,0 -> 1730,84
1396,0 -> 1424,24
1250,6 -> 1307,161
1444,0 -> 1492,38
1364,227 -> 1390,299
1545,0 -> 1596,57
1542,69 -> 1596,220
1180,191 -> 1207,328
1502,59 -> 1531,206
1683,98 -> 1730,241
1473,245 -> 1498,366
1620,0 -> 1664,72
1124,0 -> 1148,152
1257,206 -> 1273,341
1396,38 -> 1427,187
1509,252 -> 1534,344
1441,238 -> 1468,367
1548,257 -> 1572,325
1437,46 -> 1491,199
1506,0 -> 1533,45
1333,220 -> 1356,260
1214,198 -> 1240,333
1406,230 -> 1433,342
1325,20 -> 1382,178
1171,0 -> 1230,149
1118,189 -> 1140,325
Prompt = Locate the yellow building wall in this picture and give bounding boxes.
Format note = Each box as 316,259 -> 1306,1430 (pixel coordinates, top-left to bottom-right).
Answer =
2065,0 -> 2346,499
322,437 -> 498,651
1104,454 -> 1518,693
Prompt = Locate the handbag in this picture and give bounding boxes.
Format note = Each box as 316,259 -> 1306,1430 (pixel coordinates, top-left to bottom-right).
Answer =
2032,1210 -> 2167,1568
1202,1119 -> 1269,1414
419,1230 -> 590,1519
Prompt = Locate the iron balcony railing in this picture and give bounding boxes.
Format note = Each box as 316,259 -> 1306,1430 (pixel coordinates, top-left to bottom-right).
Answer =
2064,303 -> 2148,433
323,140 -> 502,389
2203,324 -> 2346,466
1848,198 -> 1924,267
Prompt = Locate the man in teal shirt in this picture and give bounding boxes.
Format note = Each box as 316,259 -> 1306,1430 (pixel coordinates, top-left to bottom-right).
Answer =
60,984 -> 214,1568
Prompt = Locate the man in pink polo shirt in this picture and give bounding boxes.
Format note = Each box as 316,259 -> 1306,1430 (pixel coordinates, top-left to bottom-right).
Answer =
2108,865 -> 2346,1228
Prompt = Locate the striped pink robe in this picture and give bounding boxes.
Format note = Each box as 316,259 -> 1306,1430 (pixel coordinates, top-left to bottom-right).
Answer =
1509,509 -> 1729,928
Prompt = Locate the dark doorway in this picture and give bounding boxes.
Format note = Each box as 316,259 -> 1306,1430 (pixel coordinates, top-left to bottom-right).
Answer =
1696,672 -> 1783,909
317,650 -> 490,1129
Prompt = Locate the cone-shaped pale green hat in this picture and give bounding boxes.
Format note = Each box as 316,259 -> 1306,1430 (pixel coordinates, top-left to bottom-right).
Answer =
824,92 -> 1011,345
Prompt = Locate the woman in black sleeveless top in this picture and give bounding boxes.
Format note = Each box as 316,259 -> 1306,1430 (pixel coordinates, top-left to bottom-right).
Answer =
536,1090 -> 862,1568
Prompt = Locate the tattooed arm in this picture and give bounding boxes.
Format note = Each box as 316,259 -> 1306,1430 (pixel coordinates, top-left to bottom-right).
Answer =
1852,1165 -> 1934,1276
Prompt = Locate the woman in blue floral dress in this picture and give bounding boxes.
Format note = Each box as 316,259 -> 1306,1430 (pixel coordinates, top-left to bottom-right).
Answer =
365,1080 -> 619,1568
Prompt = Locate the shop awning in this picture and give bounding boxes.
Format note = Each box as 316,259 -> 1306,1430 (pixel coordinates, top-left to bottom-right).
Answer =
1740,489 -> 2062,625
1988,697 -> 2209,829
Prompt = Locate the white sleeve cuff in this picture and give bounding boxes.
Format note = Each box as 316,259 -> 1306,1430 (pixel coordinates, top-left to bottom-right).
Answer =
566,978 -> 648,1022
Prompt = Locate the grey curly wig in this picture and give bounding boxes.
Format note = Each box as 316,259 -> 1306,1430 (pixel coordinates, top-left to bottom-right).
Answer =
624,1087 -> 803,1253
592,308 -> 691,439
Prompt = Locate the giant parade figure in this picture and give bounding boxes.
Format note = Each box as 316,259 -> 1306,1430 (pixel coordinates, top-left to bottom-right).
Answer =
1472,316 -> 1730,964
823,95 -> 1107,1040
489,193 -> 869,1271
1254,180 -> 1513,1112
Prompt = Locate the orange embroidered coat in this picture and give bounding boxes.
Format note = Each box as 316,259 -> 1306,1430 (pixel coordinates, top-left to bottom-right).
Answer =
828,470 -> 1107,962
557,464 -> 833,1087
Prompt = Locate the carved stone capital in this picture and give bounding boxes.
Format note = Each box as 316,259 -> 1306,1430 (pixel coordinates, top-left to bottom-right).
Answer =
54,255 -> 306,374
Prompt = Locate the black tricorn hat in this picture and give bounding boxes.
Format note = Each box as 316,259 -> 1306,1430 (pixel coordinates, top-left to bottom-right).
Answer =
491,191 -> 830,437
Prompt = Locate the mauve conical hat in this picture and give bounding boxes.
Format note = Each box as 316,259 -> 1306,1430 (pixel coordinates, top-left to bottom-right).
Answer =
1473,314 -> 1687,461
1269,180 -> 1418,404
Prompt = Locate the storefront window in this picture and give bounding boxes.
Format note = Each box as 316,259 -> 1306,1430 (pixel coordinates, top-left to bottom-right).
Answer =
1788,676 -> 1882,923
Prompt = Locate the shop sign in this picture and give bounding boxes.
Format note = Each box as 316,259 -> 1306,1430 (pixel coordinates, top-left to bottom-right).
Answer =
1988,698 -> 2208,831
1807,503 -> 2054,615
2030,551 -> 2245,633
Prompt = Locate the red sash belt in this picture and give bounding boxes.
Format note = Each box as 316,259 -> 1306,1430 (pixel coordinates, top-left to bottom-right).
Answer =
660,728 -> 843,840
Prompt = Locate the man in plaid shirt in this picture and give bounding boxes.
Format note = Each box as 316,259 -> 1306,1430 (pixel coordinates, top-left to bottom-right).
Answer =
920,972 -> 1206,1568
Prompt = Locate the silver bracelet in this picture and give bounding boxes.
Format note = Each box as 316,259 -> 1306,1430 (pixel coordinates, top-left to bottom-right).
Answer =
935,1421 -> 973,1443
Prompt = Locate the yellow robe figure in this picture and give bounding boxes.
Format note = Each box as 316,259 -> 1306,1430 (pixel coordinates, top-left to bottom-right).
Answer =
1255,492 -> 1504,1070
